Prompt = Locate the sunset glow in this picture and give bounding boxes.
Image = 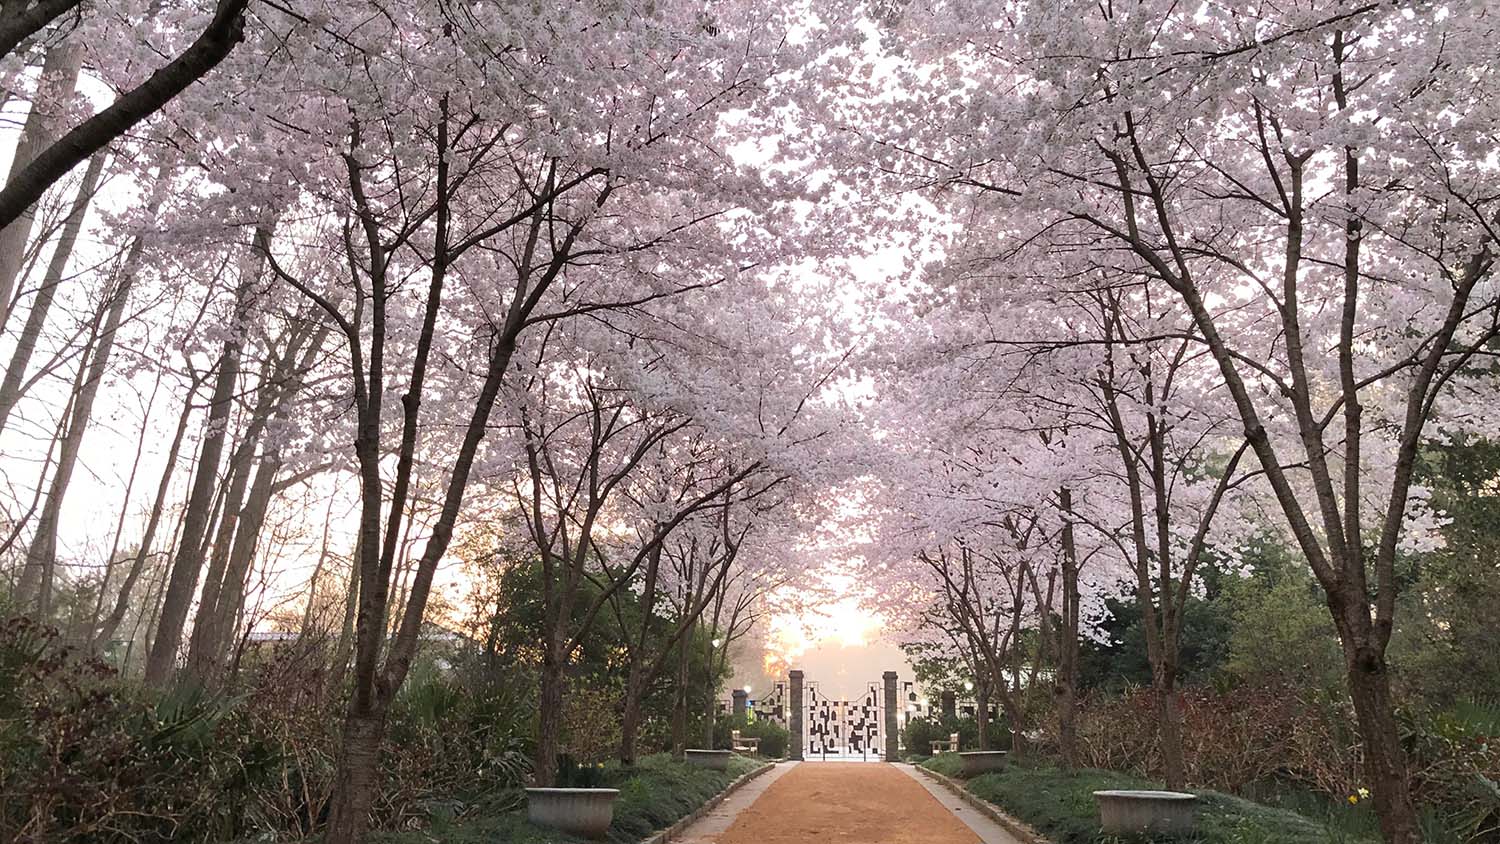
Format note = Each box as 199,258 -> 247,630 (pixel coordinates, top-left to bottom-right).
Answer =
761,581 -> 883,676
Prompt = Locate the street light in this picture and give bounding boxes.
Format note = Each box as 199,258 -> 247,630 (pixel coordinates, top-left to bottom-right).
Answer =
964,680 -> 974,692
712,638 -> 723,648
743,685 -> 752,694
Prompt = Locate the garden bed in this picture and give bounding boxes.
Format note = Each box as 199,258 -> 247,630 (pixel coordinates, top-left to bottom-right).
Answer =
917,756 -> 1377,843
376,753 -> 764,844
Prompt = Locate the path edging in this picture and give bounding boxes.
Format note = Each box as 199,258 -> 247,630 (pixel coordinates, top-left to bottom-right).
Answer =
913,764 -> 1054,844
639,757 -> 778,844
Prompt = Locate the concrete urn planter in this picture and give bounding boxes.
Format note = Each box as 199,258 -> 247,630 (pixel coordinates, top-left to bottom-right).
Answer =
958,751 -> 1008,776
1093,790 -> 1198,835
525,787 -> 621,840
684,748 -> 733,770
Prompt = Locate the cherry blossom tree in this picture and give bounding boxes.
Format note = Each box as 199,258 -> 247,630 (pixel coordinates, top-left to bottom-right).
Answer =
861,2 -> 1500,837
170,1 -> 851,836
0,0 -> 251,242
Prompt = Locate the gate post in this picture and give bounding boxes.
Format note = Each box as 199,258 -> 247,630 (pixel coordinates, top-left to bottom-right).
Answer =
883,671 -> 899,760
790,670 -> 804,761
732,688 -> 748,718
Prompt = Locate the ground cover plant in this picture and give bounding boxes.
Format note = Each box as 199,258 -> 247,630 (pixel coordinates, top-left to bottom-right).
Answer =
375,753 -> 763,844
919,756 -> 1383,844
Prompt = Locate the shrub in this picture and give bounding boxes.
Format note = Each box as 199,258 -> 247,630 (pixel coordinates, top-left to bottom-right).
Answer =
1401,700 -> 1500,841
0,618 -> 535,842
1063,682 -> 1362,798
0,617 -> 278,843
903,714 -> 1008,757
714,713 -> 789,758
560,684 -> 622,765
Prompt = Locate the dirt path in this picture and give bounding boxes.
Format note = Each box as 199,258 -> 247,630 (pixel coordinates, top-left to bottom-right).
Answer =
695,762 -> 1005,844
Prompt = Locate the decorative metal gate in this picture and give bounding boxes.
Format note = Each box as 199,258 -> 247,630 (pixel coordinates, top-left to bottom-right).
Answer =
805,681 -> 883,760
752,681 -> 788,727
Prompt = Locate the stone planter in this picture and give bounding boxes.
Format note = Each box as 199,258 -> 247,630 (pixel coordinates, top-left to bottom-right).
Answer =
1093,790 -> 1198,835
525,787 -> 621,840
959,750 -> 1008,777
684,748 -> 733,770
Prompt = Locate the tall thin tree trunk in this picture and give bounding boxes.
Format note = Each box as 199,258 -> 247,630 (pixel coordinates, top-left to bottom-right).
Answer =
976,681 -> 990,752
0,150 -> 103,435
328,537 -> 360,697
13,334 -> 89,613
17,227 -> 134,615
1056,487 -> 1081,768
182,443 -> 253,681
145,229 -> 265,684
195,446 -> 280,677
0,43 -> 81,332
618,541 -> 664,766
301,499 -> 336,635
672,632 -> 691,755
90,368 -> 161,644
93,374 -> 198,649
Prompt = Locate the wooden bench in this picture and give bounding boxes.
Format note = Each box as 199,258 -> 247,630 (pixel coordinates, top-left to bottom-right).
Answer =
929,732 -> 960,754
731,730 -> 760,754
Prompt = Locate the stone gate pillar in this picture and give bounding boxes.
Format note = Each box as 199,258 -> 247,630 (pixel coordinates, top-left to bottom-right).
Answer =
789,669 -> 805,761
882,671 -> 899,760
941,690 -> 956,719
732,688 -> 748,718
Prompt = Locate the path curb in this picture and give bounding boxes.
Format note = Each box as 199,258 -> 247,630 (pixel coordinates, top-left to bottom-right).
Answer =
640,758 -> 778,844
913,764 -> 1053,844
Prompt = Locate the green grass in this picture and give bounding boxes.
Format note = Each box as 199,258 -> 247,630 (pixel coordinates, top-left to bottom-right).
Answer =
375,753 -> 763,844
917,757 -> 1379,844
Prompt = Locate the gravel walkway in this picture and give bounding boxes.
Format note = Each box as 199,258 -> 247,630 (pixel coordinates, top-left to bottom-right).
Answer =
670,761 -> 1021,844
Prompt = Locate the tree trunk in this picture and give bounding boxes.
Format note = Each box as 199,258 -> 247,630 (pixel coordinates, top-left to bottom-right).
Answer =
618,540 -> 663,766
535,657 -> 566,786
182,437 -> 253,680
1337,613 -> 1422,844
328,541 -> 360,697
0,149 -> 103,435
1348,667 -> 1421,843
300,500 -> 336,635
187,445 -> 278,682
13,344 -> 87,613
671,634 -> 691,755
322,707 -> 389,844
93,373 -> 197,649
702,647 -> 717,750
14,220 -> 132,617
182,304 -> 322,681
976,682 -> 990,752
0,42 -> 81,332
89,368 -> 159,644
1001,693 -> 1025,756
1056,490 -> 1082,768
214,452 -> 279,665
619,678 -> 644,767
1155,669 -> 1186,788
144,230 -> 264,684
